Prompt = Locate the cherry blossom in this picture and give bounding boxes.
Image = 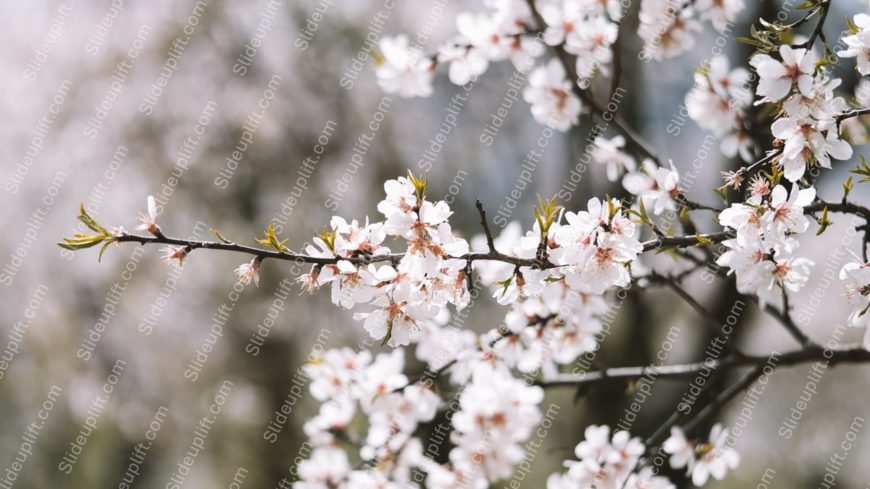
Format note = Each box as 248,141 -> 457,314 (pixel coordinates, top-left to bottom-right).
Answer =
761,185 -> 815,242
771,115 -> 852,182
840,261 -> 870,345
686,56 -> 754,161
638,0 -> 701,60
592,135 -> 637,181
838,14 -> 870,75
160,245 -> 187,269
451,364 -> 544,481
717,180 -> 820,305
696,0 -> 743,31
522,58 -> 582,131
234,258 -> 260,286
136,195 -> 161,235
548,424 -> 671,489
375,35 -> 435,97
750,45 -> 817,104
664,424 -> 739,486
295,447 -> 351,488
622,160 -> 681,215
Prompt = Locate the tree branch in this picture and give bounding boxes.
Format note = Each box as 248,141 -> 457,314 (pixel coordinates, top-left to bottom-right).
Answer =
538,346 -> 870,388
112,229 -> 732,269
793,0 -> 831,50
475,198 -> 497,253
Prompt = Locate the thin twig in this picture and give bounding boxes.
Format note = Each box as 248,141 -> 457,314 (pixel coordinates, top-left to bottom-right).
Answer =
476,198 -> 497,253
778,288 -> 813,347
539,346 -> 870,388
793,0 -> 831,50
662,280 -> 746,356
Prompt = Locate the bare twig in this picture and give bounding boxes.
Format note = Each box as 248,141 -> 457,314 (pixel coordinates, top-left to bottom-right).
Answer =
777,288 -> 813,347
662,280 -> 746,356
476,198 -> 497,253
539,346 -> 870,388
793,0 -> 831,50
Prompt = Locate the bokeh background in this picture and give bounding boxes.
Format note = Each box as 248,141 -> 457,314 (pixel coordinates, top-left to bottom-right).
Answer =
1,0 -> 869,487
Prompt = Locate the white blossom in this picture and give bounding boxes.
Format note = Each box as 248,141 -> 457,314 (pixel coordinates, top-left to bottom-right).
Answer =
750,45 -> 817,104
838,14 -> 870,75
523,58 -> 582,131
376,35 -> 435,97
841,261 -> 870,343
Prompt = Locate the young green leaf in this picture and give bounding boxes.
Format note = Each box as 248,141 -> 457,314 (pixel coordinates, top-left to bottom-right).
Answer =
816,207 -> 833,236
256,221 -> 290,253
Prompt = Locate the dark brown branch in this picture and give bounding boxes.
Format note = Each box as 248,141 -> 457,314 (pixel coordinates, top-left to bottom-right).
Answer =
114,230 -> 733,269
539,346 -> 870,388
778,288 -> 813,347
793,0 -> 831,50
806,200 -> 870,221
609,21 -> 624,102
475,198 -> 497,253
661,280 -> 746,356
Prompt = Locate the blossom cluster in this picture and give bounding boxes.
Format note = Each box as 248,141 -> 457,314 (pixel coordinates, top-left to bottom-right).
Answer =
296,174 -> 469,347
547,425 -> 667,489
296,348 -> 439,487
65,6 -> 870,488
373,0 -> 746,133
638,0 -> 743,61
294,338 -> 567,488
289,181 -> 657,487
751,45 -> 852,182
685,56 -> 754,162
589,138 -> 683,217
663,425 -> 740,486
717,183 -> 815,306
545,423 -> 739,488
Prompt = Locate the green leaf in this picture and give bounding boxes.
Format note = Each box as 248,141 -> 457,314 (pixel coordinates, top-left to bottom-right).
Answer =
816,207 -> 833,236
735,36 -> 767,48
256,221 -> 289,252
58,234 -> 108,251
211,228 -> 231,243
637,198 -> 651,225
318,226 -> 337,251
533,194 -> 562,238
849,155 -> 870,183
407,170 -> 428,202
97,240 -> 114,262
768,162 -> 784,188
77,203 -> 109,235
678,206 -> 690,223
843,176 -> 854,199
